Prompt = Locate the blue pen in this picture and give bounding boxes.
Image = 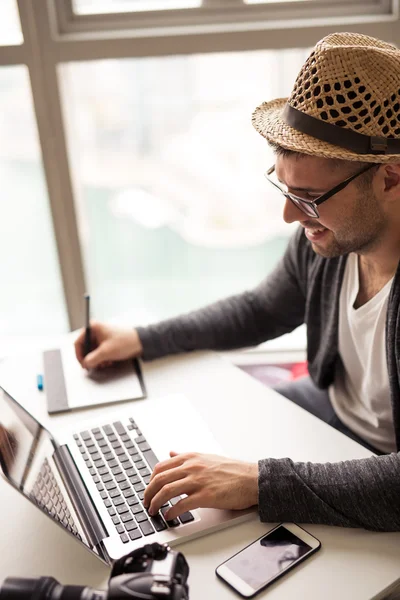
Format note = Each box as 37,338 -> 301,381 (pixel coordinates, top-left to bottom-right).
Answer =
37,374 -> 44,391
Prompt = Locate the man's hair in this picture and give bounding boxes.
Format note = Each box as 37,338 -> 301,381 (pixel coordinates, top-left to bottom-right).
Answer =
268,142 -> 377,189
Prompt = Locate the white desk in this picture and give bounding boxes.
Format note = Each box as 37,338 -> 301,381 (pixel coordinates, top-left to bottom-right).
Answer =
0,348 -> 399,600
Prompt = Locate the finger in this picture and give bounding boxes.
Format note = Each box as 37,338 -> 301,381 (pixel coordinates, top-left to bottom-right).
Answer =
74,329 -> 86,365
83,345 -> 109,370
148,453 -> 187,484
148,480 -> 196,516
144,464 -> 186,508
163,495 -> 199,521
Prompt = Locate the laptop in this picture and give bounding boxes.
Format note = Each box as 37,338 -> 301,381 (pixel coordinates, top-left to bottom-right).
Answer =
0,385 -> 255,565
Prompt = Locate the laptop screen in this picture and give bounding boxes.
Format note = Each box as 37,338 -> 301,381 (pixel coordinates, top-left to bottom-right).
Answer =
0,386 -> 100,558
0,386 -> 56,489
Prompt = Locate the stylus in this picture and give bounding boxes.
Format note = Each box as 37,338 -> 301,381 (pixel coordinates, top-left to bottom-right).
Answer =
83,293 -> 92,357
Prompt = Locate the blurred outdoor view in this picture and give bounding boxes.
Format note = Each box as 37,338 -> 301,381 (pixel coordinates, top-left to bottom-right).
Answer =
72,0 -> 293,13
61,48 -> 308,326
0,0 -> 309,336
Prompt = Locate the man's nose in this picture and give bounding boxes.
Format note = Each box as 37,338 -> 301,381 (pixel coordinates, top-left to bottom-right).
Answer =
282,196 -> 306,224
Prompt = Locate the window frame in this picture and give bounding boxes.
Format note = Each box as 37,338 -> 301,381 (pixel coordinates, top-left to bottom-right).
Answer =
57,0 -> 395,37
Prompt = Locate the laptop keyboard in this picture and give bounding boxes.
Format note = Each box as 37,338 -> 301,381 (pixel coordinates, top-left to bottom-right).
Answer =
30,458 -> 81,539
74,417 -> 194,544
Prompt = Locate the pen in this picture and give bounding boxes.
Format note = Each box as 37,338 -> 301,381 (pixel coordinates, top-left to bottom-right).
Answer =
83,293 -> 92,357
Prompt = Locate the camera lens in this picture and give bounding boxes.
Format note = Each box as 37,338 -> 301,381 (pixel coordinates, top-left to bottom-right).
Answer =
0,577 -> 60,600
0,577 -> 104,600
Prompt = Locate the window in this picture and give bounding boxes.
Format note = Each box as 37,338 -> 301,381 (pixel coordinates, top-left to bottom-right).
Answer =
2,1 -> 399,332
61,48 -> 307,322
72,0 -> 201,14
0,66 -> 68,335
0,0 -> 22,46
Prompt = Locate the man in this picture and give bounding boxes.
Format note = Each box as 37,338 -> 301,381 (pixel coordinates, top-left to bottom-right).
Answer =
75,32 -> 400,532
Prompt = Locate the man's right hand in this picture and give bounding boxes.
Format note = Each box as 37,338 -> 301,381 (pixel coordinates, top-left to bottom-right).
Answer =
74,321 -> 143,370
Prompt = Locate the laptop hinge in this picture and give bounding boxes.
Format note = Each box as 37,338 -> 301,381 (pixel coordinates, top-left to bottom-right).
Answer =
54,445 -> 108,548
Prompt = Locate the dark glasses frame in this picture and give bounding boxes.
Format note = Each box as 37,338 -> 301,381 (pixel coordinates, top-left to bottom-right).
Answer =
264,162 -> 377,218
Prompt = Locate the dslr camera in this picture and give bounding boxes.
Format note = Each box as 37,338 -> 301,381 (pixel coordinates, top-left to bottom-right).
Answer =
0,542 -> 189,600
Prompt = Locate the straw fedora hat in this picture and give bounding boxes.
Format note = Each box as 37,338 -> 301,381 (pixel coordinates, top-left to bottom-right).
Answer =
252,32 -> 400,162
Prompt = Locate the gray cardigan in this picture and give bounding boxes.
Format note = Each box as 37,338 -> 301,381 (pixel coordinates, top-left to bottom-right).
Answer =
137,227 -> 400,532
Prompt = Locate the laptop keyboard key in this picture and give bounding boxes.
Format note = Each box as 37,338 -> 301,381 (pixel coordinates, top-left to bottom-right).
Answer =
142,449 -> 159,471
161,507 -> 180,527
137,442 -> 151,452
131,504 -> 143,515
169,497 -> 182,506
117,504 -> 129,515
121,513 -> 134,523
179,512 -> 195,524
124,520 -> 137,531
151,514 -> 167,532
120,533 -> 129,543
127,496 -> 139,506
139,521 -> 155,536
129,475 -> 141,485
129,529 -> 143,541
113,497 -> 125,507
113,422 -> 126,436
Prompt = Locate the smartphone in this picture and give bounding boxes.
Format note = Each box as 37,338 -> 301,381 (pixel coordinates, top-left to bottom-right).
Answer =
215,523 -> 321,598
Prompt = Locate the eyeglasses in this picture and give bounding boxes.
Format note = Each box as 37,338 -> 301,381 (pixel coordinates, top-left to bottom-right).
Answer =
264,162 -> 376,218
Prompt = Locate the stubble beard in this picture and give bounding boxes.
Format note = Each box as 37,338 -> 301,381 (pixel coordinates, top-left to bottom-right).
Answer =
311,188 -> 388,259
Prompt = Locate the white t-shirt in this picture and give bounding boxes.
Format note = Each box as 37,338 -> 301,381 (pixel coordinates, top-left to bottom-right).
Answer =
329,252 -> 396,454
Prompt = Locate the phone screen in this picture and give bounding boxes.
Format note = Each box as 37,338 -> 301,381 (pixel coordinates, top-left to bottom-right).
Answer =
221,525 -> 314,594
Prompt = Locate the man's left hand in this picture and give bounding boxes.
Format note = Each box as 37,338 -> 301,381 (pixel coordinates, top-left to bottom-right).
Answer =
143,451 -> 258,520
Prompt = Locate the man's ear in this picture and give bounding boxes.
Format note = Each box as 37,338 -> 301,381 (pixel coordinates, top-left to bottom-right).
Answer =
382,163 -> 400,193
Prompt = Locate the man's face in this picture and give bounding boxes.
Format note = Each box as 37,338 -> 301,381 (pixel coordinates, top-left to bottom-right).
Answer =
275,154 -> 388,258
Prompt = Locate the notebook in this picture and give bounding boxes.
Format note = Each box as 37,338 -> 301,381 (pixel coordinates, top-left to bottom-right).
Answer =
43,343 -> 146,414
